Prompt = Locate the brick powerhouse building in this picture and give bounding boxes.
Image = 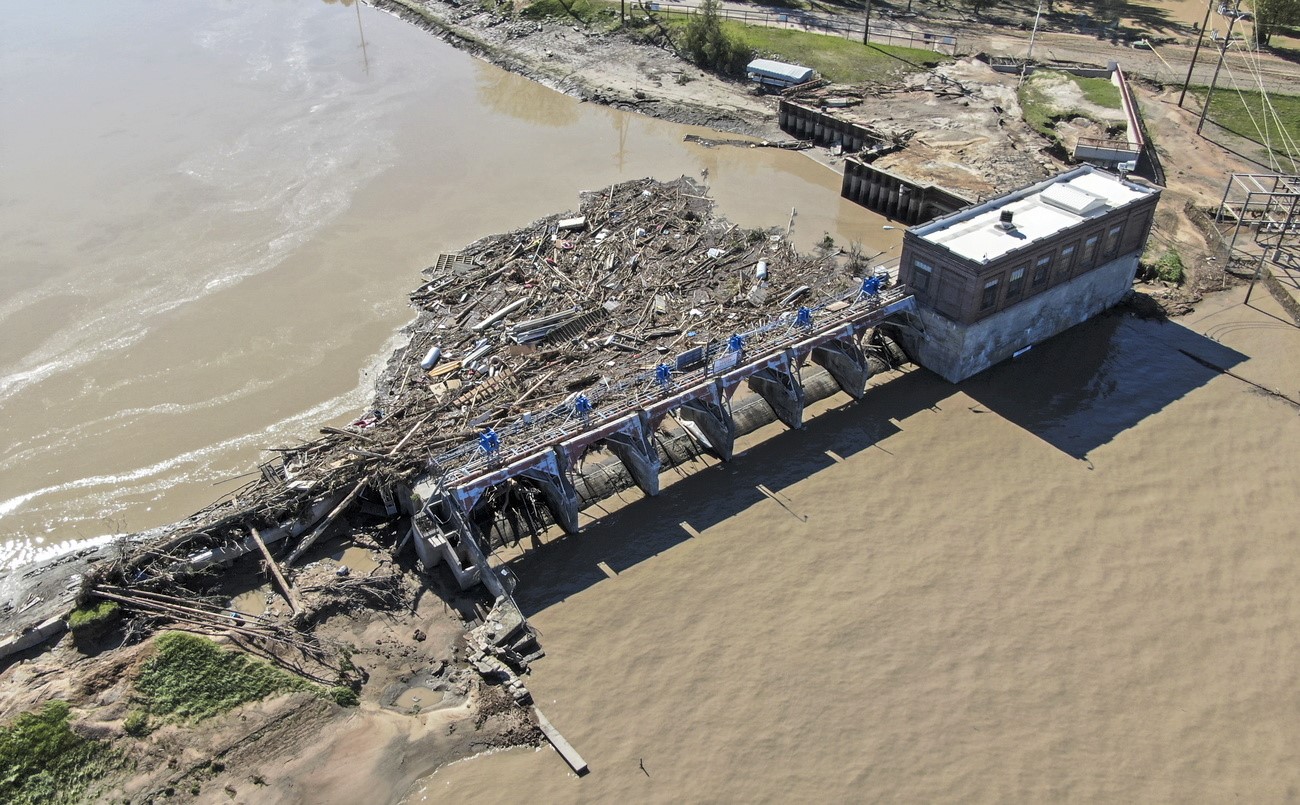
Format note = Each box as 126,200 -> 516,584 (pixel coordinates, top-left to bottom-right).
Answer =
895,166 -> 1161,383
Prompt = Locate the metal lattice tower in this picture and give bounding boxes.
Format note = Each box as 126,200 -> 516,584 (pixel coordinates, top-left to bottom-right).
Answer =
1216,173 -> 1300,261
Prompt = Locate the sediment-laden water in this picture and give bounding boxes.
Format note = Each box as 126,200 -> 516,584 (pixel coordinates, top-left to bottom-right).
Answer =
5,1 -> 1300,801
0,0 -> 898,564
412,290 -> 1300,802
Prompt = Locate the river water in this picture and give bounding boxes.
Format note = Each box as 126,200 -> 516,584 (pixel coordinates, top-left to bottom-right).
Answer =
6,2 -> 1300,801
412,290 -> 1300,802
0,0 -> 898,565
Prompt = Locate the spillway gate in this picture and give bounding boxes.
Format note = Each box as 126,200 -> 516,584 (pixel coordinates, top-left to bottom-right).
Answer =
408,286 -> 916,633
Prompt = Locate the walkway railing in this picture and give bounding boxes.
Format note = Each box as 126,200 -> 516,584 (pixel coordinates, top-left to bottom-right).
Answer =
429,283 -> 912,487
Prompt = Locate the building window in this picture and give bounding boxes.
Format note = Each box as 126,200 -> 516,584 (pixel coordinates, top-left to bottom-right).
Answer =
1006,266 -> 1026,299
1081,234 -> 1100,268
1032,255 -> 1052,286
1059,243 -> 1077,275
912,259 -> 934,293
981,278 -> 1000,310
1103,224 -> 1123,259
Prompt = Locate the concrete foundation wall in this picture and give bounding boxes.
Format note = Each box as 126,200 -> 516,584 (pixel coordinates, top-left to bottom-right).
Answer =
779,100 -> 881,152
904,253 -> 1138,383
841,158 -> 972,226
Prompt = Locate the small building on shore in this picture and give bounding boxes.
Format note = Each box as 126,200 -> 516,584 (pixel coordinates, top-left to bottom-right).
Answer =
746,59 -> 815,90
894,165 -> 1161,383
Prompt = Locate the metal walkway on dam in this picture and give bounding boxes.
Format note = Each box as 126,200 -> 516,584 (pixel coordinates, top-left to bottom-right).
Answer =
410,284 -> 917,608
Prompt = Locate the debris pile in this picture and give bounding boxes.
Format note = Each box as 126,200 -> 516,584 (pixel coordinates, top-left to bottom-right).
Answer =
385,176 -> 867,447
80,177 -> 883,655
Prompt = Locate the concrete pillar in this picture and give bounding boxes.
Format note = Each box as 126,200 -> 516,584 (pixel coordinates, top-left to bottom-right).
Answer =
811,337 -> 871,399
521,448 -> 581,535
677,383 -> 735,461
746,352 -> 805,429
603,412 -> 661,497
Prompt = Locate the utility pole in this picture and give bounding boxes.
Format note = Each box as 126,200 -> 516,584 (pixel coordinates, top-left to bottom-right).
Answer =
1196,0 -> 1243,135
1178,0 -> 1217,107
863,0 -> 872,45
1020,0 -> 1045,87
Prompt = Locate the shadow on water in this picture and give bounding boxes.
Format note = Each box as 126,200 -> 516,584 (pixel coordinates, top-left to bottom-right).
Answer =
959,311 -> 1248,460
506,367 -> 951,617
504,310 -> 1245,614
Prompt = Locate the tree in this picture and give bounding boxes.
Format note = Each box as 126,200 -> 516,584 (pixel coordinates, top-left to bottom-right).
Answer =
1251,0 -> 1300,46
682,0 -> 753,77
964,0 -> 997,18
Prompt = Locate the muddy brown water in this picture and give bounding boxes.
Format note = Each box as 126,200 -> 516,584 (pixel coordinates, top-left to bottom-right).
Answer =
0,0 -> 900,565
412,290 -> 1300,802
5,1 -> 1300,801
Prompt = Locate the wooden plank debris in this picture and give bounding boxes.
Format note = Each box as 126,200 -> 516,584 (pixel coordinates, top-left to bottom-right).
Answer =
534,708 -> 589,775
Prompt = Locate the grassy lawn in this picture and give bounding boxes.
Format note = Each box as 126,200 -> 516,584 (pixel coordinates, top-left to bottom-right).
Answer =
1195,85 -> 1300,158
520,0 -> 948,82
720,23 -> 948,83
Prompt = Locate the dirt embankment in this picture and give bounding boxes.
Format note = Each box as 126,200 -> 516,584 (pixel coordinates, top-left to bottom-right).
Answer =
372,0 -> 783,136
365,0 -> 1281,319
0,557 -> 541,805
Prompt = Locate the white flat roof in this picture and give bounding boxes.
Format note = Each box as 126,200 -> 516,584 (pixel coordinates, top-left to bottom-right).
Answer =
911,166 -> 1159,264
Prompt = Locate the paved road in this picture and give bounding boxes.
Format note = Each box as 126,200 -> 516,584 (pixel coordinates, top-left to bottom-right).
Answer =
650,0 -> 1299,94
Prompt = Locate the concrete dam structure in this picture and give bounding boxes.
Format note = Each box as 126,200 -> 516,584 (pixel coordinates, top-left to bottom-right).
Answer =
407,287 -> 919,624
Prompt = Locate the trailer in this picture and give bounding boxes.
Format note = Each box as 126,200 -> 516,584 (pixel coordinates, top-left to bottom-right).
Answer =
746,59 -> 815,90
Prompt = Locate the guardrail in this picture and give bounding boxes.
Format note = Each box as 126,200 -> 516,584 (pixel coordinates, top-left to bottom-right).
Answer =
430,283 -> 912,486
641,2 -> 959,54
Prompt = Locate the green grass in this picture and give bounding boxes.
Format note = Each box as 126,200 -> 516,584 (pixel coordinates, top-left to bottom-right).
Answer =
1018,76 -> 1057,139
720,23 -> 947,83
133,633 -> 315,722
519,0 -> 947,83
67,600 -> 121,637
1075,74 -> 1122,110
1019,70 -> 1127,144
0,702 -> 121,805
1195,85 -> 1300,158
652,12 -> 948,83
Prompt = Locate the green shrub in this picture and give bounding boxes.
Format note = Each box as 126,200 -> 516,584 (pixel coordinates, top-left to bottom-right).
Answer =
133,633 -> 311,722
123,710 -> 151,738
0,701 -> 119,804
1154,249 -> 1185,284
681,0 -> 753,77
328,687 -> 359,707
